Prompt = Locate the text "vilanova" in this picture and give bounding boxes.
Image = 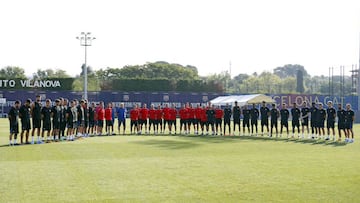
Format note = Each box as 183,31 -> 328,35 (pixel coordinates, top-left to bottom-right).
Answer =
0,80 -> 61,88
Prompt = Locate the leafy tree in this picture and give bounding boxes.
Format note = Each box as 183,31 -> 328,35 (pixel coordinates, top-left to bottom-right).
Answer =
80,64 -> 95,76
72,74 -> 101,91
296,70 -> 305,93
33,69 -> 70,79
274,64 -> 308,78
0,66 -> 26,79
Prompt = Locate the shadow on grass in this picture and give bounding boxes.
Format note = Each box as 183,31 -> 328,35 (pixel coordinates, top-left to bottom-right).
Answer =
0,134 -> 349,149
177,134 -> 349,147
134,139 -> 201,150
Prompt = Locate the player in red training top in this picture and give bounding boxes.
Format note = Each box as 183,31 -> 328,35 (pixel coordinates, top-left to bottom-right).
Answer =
194,104 -> 202,135
215,105 -> 224,136
155,105 -> 163,134
148,104 -> 157,134
97,102 -> 105,136
162,103 -> 171,134
139,103 -> 149,134
179,104 -> 189,134
199,105 -> 208,135
169,103 -> 177,135
187,103 -> 195,134
105,102 -> 113,136
130,104 -> 140,135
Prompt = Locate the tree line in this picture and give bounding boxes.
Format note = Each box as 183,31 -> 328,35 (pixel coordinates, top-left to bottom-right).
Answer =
0,62 -> 355,95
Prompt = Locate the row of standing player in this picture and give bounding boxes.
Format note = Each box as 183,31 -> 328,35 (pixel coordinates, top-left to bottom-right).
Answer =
7,96 -> 117,145
125,100 -> 355,143
260,101 -> 355,143
7,96 -> 355,145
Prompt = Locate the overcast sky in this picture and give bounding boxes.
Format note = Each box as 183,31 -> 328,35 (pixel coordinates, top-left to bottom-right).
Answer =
1,0 -> 360,78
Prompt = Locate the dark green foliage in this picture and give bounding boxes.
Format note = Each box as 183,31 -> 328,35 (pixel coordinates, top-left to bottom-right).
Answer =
296,70 -> 305,93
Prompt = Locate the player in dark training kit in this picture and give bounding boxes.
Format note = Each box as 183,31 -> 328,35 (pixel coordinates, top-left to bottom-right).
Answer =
41,99 -> 52,142
260,101 -> 270,136
310,102 -> 318,138
270,104 -> 279,137
223,103 -> 232,135
337,104 -> 346,142
206,104 -> 216,135
291,103 -> 301,138
250,104 -> 259,136
52,99 -> 62,141
31,95 -> 42,144
280,103 -> 289,137
19,99 -> 31,144
345,104 -> 355,143
300,102 -> 310,138
242,105 -> 251,135
232,101 -> 241,135
8,100 -> 21,146
326,101 -> 336,141
317,103 -> 326,139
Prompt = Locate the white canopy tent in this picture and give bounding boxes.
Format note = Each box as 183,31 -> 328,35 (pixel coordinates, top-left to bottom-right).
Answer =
210,94 -> 275,106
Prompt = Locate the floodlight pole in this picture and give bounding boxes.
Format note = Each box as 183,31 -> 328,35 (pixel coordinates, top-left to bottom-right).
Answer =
76,32 -> 95,101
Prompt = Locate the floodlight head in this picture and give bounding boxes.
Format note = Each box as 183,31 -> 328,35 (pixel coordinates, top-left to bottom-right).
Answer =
81,32 -> 85,35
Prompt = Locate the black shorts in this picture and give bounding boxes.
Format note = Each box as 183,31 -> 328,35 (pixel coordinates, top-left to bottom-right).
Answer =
271,120 -> 277,128
302,118 -> 309,126
193,119 -> 199,125
243,119 -> 250,127
10,123 -> 19,134
224,119 -> 231,125
149,119 -> 156,125
201,121 -> 207,126
207,120 -> 214,125
131,120 -> 138,127
311,120 -> 317,128
317,120 -> 325,128
140,119 -> 148,125
338,122 -> 345,130
292,120 -> 300,128
52,121 -> 60,130
21,119 -> 31,130
345,122 -> 353,129
188,119 -> 195,125
67,121 -> 74,129
164,120 -> 170,125
106,120 -> 113,127
43,121 -> 51,131
32,118 -> 41,129
156,119 -> 163,125
60,122 -> 66,131
233,119 -> 240,125
180,119 -> 188,125
98,120 -> 104,128
216,118 -> 222,125
89,120 -> 95,127
118,119 -> 126,127
281,120 -> 288,127
79,120 -> 85,127
261,119 -> 268,126
327,120 -> 335,129
251,119 -> 257,126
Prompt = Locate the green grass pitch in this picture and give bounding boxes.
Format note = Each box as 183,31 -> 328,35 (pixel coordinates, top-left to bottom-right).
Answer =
0,118 -> 359,202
